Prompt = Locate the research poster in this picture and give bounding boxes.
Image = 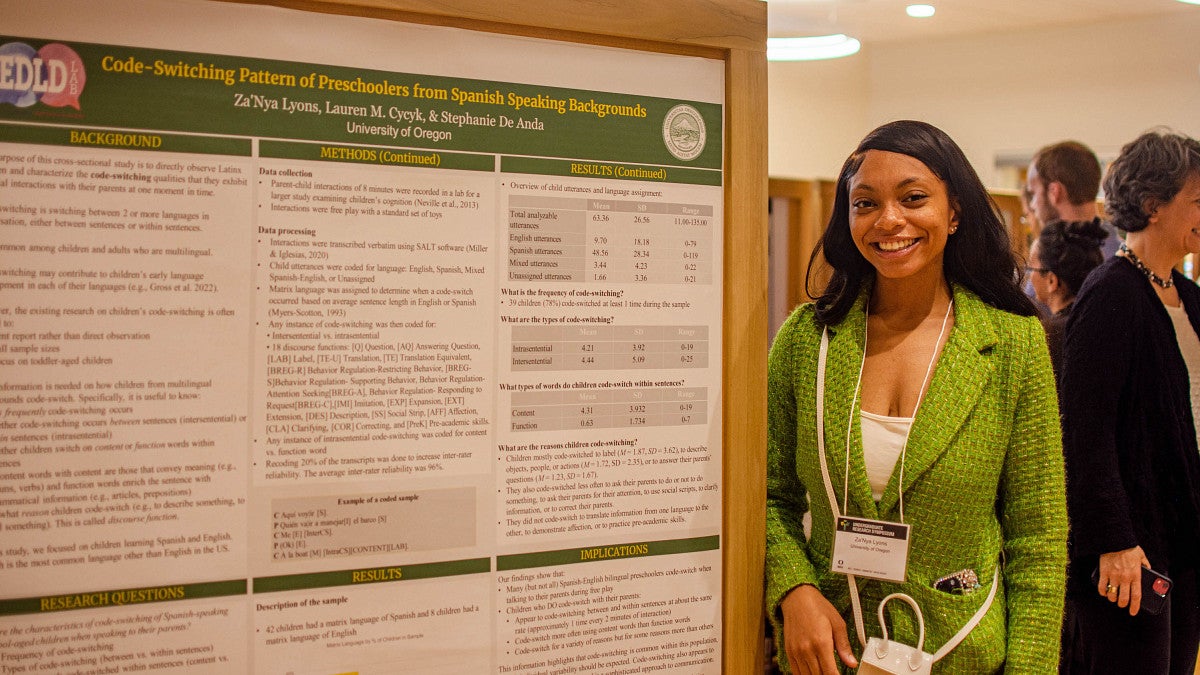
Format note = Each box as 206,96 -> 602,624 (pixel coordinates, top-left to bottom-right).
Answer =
0,1 -> 724,673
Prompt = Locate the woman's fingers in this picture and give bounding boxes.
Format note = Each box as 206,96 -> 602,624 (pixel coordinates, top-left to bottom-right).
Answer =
781,585 -> 857,675
832,615 -> 858,669
786,621 -> 839,675
1128,573 -> 1142,615
786,629 -> 832,675
1098,546 -> 1148,616
793,647 -> 822,675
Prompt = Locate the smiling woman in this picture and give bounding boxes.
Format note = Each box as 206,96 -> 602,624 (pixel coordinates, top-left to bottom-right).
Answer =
1058,129 -> 1200,675
807,120 -> 1038,327
766,121 -> 1066,674
847,151 -> 957,289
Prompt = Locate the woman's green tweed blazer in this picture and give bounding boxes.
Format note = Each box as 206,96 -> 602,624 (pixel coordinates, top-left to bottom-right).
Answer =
766,285 -> 1067,673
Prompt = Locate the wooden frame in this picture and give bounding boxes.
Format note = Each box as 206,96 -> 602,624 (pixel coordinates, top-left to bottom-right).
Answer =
229,1 -> 769,671
990,189 -> 1032,260
768,178 -> 834,315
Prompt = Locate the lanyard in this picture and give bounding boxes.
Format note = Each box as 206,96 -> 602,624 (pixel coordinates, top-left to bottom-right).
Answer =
841,299 -> 953,524
815,300 -> 998,658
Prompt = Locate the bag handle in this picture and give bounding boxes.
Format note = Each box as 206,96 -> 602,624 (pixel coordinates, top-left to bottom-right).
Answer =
817,328 -> 999,662
875,593 -> 926,670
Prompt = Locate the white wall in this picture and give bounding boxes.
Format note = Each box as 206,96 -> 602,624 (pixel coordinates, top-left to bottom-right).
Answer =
768,53 -> 868,182
768,12 -> 1200,188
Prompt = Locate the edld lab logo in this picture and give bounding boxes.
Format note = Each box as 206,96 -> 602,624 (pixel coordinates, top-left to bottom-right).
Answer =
0,41 -> 85,109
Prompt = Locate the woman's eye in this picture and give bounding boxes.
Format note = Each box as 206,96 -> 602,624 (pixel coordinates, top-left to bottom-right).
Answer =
904,193 -> 929,203
852,199 -> 873,209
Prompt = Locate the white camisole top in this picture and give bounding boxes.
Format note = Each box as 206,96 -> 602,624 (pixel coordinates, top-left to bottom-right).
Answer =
1165,303 -> 1200,450
860,410 -> 914,502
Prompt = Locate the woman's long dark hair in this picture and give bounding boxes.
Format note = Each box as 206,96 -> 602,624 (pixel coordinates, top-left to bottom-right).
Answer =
806,120 -> 1037,326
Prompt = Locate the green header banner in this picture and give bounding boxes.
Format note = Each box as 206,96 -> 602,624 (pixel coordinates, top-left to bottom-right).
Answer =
501,156 -> 721,186
497,535 -> 719,571
0,123 -> 250,156
0,35 -> 722,171
260,139 -> 492,172
253,557 -> 491,594
0,580 -> 247,617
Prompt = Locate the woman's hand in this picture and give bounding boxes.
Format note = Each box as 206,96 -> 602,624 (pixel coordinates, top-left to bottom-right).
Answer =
1096,546 -> 1151,616
779,584 -> 858,675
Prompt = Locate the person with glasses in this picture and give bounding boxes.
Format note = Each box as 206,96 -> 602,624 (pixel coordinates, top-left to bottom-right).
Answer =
1026,219 -> 1108,377
1021,141 -> 1117,315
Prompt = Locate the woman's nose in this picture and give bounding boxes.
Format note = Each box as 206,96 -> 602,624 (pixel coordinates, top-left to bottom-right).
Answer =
877,201 -> 904,229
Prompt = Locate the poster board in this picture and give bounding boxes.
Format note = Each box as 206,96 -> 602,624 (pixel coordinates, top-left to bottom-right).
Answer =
0,0 -> 767,672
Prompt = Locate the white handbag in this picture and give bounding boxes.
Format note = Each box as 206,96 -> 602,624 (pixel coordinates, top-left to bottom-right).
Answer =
857,593 -> 933,675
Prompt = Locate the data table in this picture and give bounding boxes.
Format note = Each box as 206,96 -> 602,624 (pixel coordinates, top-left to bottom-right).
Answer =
510,325 -> 709,371
507,195 -> 714,285
509,385 -> 708,432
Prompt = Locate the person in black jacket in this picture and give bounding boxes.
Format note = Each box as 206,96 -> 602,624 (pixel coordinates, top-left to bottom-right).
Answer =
1059,129 -> 1200,675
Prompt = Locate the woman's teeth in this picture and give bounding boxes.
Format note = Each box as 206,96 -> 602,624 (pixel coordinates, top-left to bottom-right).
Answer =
876,238 -> 916,252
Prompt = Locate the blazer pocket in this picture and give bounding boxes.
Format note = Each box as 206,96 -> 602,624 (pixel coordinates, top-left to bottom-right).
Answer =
903,576 -> 1006,673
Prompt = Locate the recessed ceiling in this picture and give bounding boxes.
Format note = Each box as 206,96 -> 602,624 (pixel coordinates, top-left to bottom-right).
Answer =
767,0 -> 1197,43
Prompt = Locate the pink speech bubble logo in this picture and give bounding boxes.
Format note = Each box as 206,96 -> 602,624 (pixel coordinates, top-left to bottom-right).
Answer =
36,43 -> 85,110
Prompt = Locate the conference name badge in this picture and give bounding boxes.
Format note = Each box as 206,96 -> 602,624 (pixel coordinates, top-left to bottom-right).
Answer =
831,516 -> 910,582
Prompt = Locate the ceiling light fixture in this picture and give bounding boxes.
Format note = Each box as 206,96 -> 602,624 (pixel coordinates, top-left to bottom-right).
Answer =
906,4 -> 936,18
1176,0 -> 1200,5
767,34 -> 862,61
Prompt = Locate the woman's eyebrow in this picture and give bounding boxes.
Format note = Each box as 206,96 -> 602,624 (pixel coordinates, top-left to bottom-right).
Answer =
850,176 -> 924,192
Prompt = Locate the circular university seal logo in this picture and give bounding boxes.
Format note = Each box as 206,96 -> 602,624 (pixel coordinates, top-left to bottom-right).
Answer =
662,104 -> 706,161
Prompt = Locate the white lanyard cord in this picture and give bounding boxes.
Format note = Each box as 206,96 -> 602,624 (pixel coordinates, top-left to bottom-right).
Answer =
847,299 -> 953,524
841,308 -> 868,517
816,324 -> 867,644
816,298 -> 998,659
